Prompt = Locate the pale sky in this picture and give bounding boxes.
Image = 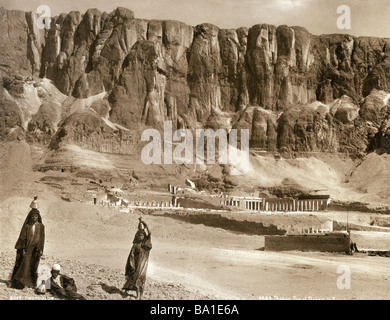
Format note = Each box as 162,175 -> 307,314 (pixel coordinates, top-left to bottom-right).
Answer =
0,0 -> 389,38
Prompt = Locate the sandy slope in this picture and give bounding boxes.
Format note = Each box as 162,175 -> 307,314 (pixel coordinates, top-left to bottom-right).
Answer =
33,139 -> 390,206
1,141 -> 390,300
1,198 -> 390,300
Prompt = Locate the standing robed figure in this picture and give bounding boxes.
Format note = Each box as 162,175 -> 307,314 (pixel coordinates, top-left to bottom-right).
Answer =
11,206 -> 45,289
122,217 -> 152,300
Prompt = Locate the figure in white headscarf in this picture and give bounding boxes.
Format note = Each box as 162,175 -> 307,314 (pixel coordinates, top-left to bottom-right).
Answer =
49,264 -> 86,300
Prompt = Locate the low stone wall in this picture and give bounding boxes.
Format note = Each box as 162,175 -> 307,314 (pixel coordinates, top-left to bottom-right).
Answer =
264,233 -> 350,253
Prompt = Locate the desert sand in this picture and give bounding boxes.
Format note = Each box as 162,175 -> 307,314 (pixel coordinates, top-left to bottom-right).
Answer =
1,141 -> 390,300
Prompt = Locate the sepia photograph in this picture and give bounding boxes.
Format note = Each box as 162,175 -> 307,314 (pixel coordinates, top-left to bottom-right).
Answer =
0,0 -> 389,311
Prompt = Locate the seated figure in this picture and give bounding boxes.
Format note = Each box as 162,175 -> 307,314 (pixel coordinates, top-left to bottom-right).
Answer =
49,264 -> 86,300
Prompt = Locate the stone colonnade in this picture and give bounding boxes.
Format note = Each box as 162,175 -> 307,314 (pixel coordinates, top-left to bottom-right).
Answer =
223,198 -> 329,212
168,184 -> 178,194
102,197 -> 181,208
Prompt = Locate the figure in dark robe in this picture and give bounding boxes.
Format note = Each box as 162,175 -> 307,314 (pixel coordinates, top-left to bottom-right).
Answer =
11,208 -> 45,289
122,217 -> 152,300
49,264 -> 86,300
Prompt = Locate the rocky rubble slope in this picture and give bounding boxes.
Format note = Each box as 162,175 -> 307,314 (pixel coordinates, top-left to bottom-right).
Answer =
0,7 -> 389,198
0,251 -> 215,300
1,6 -> 389,157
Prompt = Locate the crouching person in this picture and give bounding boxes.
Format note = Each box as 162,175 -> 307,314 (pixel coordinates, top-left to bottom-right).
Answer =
49,264 -> 86,300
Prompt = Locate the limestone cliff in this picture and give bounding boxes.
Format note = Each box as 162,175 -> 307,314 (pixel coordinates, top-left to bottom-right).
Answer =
1,6 -> 389,156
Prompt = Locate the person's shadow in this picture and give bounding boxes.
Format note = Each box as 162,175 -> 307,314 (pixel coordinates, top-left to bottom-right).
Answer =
100,283 -> 136,299
0,279 -> 11,287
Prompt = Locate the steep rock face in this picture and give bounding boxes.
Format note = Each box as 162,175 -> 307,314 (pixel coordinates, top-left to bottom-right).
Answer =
1,6 -> 390,157
218,27 -> 249,113
49,108 -> 136,154
232,107 -> 277,150
246,24 -> 278,110
275,26 -> 315,109
314,34 -> 357,102
161,20 -> 194,128
110,40 -> 166,129
361,90 -> 390,152
359,89 -> 390,125
3,6 -> 389,108
354,37 -> 390,97
329,95 -> 359,124
25,11 -> 46,76
277,104 -> 337,153
188,23 -> 222,123
0,94 -> 23,140
246,24 -> 316,110
0,8 -> 31,77
27,102 -> 61,144
377,115 -> 390,152
276,91 -> 390,155
106,18 -> 195,130
43,8 -> 103,95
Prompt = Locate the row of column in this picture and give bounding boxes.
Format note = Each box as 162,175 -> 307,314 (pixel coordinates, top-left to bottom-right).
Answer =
265,200 -> 294,212
101,198 -> 181,208
245,201 -> 262,211
221,199 -> 241,207
222,198 -> 329,212
265,199 -> 328,212
168,184 -> 178,194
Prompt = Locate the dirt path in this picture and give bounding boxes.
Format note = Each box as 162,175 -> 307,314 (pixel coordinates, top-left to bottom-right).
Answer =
2,197 -> 389,300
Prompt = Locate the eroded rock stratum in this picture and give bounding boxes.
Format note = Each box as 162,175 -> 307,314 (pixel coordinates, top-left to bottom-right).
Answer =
1,6 -> 389,156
